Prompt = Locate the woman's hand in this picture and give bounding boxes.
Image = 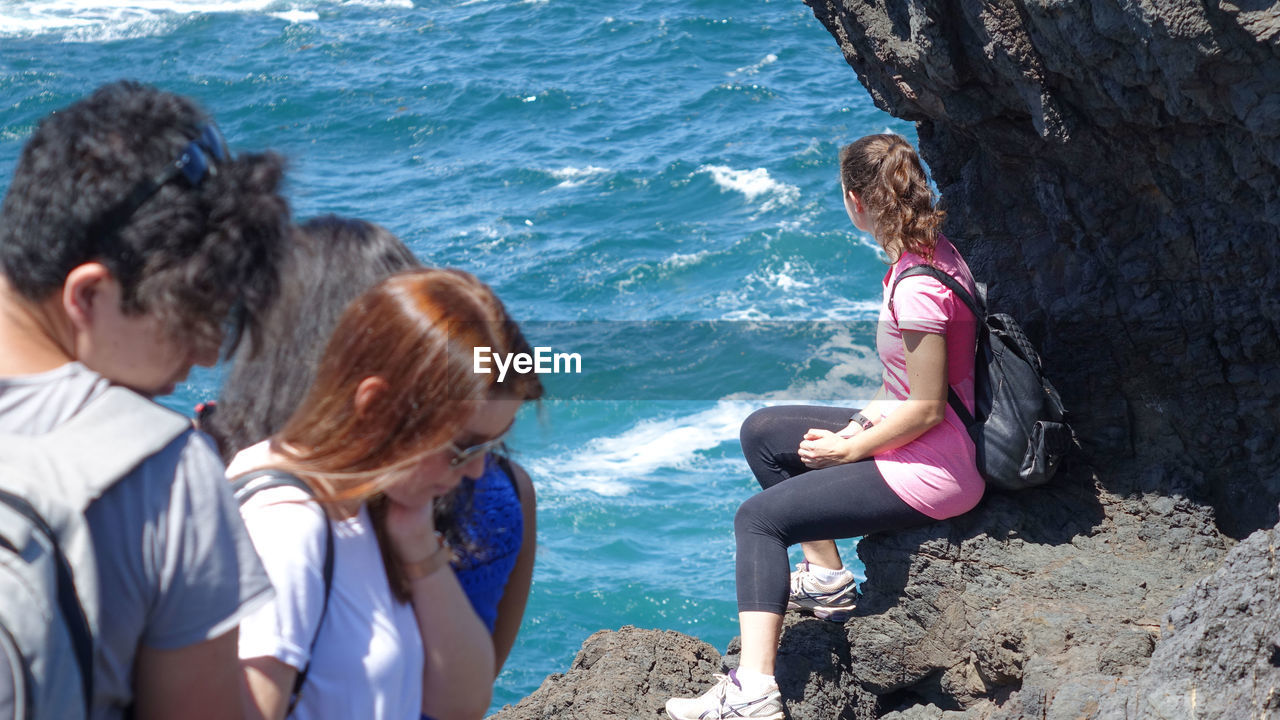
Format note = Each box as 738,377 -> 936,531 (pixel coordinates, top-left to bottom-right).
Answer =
798,429 -> 854,469
384,497 -> 437,564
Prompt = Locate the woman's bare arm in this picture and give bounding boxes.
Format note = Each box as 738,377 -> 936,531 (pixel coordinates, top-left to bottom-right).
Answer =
800,330 -> 948,467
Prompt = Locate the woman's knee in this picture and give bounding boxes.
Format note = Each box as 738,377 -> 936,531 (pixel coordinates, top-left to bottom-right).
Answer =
739,406 -> 786,456
734,493 -> 775,538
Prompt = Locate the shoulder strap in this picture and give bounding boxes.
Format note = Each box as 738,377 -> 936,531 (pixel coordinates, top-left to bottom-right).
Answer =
0,385 -> 192,671
0,489 -> 94,715
231,469 -> 334,716
0,386 -> 192,510
888,264 -> 979,428
890,264 -> 984,320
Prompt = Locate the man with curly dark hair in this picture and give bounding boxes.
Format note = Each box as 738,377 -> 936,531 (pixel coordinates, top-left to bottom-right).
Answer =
0,81 -> 291,719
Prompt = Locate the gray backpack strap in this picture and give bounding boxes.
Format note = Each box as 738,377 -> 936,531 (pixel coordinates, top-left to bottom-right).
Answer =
0,386 -> 191,720
0,488 -> 95,719
1,387 -> 193,508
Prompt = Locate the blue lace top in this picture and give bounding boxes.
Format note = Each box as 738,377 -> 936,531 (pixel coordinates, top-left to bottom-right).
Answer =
450,455 -> 524,633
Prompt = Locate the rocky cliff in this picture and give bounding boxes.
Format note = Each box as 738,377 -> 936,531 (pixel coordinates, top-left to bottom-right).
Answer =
804,0 -> 1280,541
491,2 -> 1280,718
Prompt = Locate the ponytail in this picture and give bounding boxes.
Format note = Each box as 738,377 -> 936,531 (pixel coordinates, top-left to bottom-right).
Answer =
838,134 -> 944,262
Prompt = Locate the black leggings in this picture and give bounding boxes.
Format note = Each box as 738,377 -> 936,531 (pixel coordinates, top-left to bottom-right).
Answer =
734,405 -> 932,614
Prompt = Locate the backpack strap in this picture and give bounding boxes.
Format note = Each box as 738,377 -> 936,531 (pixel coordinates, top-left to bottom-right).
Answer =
891,264 -> 984,320
0,488 -> 94,716
0,386 -> 192,510
231,469 -> 334,718
0,385 -> 191,715
889,264 -> 981,428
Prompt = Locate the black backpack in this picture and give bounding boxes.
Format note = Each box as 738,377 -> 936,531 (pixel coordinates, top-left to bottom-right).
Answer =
892,265 -> 1074,490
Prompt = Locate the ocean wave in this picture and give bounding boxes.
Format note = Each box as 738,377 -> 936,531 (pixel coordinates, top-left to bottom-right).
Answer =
528,326 -> 881,497
269,8 -> 319,22
729,52 -> 778,77
0,0 -> 409,40
696,164 -> 799,212
549,165 -> 610,188
659,250 -> 709,270
854,231 -> 889,261
528,400 -> 756,498
761,260 -> 812,291
720,298 -> 881,322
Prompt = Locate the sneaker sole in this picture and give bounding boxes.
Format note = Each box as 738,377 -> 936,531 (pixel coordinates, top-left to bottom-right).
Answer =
667,706 -> 784,720
787,599 -> 854,623
670,707 -> 778,712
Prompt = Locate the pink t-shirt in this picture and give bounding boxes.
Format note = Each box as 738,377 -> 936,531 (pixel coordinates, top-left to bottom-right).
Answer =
872,235 -> 984,519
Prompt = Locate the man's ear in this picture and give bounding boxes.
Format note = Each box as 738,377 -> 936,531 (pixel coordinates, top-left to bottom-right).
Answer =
61,262 -> 115,330
354,375 -> 390,418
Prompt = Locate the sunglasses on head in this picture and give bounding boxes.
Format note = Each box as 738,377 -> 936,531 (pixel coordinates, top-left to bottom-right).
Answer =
92,123 -> 230,249
156,123 -> 228,188
446,435 -> 507,468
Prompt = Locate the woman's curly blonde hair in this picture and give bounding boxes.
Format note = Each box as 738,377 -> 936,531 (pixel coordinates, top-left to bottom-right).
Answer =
839,134 -> 944,263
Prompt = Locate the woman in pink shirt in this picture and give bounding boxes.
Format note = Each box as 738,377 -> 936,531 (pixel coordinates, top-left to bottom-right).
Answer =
667,134 -> 982,720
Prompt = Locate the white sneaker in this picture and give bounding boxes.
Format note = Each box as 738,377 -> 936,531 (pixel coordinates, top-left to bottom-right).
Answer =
665,670 -> 784,720
787,561 -> 857,622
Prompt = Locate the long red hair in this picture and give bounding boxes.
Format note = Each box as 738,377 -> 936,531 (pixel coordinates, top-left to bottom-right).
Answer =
273,268 -> 510,599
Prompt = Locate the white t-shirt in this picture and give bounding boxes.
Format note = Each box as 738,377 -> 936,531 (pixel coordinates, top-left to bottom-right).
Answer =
230,442 -> 424,720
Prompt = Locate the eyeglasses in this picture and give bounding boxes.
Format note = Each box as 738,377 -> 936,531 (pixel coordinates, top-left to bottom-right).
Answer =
446,435 -> 507,468
93,123 -> 229,249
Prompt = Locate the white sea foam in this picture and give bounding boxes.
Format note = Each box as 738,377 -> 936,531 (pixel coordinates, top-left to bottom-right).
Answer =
854,231 -> 889,261
269,8 -> 319,23
730,52 -> 778,77
765,261 -> 813,291
549,165 -> 609,188
776,327 -> 883,402
530,400 -> 757,497
659,250 -> 709,270
530,327 -> 883,498
0,0 -> 409,40
698,165 -> 799,212
721,306 -> 771,321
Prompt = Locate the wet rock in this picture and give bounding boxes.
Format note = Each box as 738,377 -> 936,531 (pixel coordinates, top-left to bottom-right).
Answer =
489,626 -> 721,719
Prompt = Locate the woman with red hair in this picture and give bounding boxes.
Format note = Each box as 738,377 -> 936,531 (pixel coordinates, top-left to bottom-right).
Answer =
231,268 -> 532,720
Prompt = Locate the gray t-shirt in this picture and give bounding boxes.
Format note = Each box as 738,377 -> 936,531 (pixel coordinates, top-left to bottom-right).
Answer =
0,362 -> 272,719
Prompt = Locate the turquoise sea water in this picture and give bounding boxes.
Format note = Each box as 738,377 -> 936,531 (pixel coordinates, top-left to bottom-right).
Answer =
0,0 -> 915,712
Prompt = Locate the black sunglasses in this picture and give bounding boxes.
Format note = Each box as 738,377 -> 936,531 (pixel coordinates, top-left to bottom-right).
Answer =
92,124 -> 229,251
446,435 -> 507,468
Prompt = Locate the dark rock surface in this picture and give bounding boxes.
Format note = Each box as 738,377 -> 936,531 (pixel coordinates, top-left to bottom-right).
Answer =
784,0 -> 1280,714
489,626 -> 723,719
1096,508 -> 1280,719
493,2 -> 1280,718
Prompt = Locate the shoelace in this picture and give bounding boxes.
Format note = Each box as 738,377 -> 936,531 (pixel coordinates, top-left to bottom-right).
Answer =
789,561 -> 814,595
